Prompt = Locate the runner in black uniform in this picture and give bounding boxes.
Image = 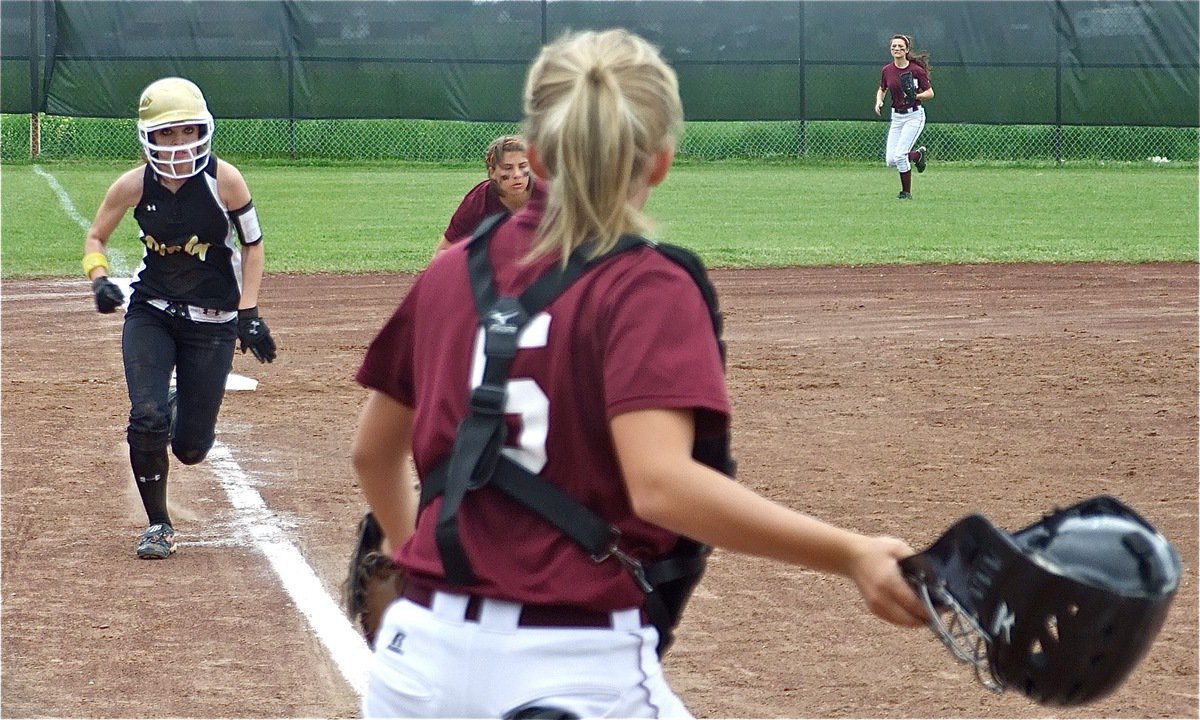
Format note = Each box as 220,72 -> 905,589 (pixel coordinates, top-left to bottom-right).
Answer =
82,77 -> 277,559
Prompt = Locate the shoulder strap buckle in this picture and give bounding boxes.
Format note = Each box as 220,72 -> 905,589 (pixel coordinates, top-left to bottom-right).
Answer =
591,530 -> 653,593
467,384 -> 507,417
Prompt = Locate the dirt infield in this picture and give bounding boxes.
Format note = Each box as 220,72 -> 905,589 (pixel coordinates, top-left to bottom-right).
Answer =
2,263 -> 1196,718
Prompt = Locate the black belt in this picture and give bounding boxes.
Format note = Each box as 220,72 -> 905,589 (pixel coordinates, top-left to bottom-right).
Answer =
145,298 -> 236,322
895,105 -> 921,115
402,578 -> 647,628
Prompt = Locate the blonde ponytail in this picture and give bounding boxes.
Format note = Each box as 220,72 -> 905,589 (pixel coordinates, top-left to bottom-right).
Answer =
522,29 -> 682,264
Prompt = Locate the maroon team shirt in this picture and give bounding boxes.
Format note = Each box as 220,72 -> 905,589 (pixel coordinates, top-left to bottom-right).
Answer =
879,62 -> 930,111
358,191 -> 730,611
443,176 -> 548,244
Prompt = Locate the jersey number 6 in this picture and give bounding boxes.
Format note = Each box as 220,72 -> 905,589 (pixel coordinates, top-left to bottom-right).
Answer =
468,312 -> 552,475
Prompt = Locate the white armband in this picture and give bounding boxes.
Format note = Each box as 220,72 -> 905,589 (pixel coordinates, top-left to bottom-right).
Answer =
231,201 -> 263,245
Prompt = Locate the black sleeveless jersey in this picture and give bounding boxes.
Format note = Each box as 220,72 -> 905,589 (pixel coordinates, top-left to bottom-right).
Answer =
130,156 -> 246,311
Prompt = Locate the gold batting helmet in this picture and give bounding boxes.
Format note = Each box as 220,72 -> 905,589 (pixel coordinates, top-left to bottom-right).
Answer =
137,77 -> 215,179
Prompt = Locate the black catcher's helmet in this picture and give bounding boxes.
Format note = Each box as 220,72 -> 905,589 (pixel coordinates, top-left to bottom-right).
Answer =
900,495 -> 1181,707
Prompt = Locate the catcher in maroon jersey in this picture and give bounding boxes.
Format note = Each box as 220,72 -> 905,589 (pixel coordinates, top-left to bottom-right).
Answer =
351,28 -> 925,718
431,134 -> 547,259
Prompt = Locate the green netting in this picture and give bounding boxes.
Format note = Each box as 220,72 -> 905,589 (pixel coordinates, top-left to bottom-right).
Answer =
1,1 -> 1195,162
3,1 -> 1196,123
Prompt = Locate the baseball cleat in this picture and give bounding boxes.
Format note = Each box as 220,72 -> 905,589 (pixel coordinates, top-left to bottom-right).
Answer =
898,191 -> 912,199
915,146 -> 927,173
137,523 -> 177,559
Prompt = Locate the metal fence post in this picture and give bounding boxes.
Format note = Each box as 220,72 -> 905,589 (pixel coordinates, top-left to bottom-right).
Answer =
798,0 -> 806,157
284,1 -> 297,160
29,0 -> 41,160
1055,4 -> 1064,166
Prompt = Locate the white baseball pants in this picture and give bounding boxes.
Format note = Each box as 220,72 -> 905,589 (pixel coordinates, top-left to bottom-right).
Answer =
362,592 -> 692,718
884,106 -> 926,172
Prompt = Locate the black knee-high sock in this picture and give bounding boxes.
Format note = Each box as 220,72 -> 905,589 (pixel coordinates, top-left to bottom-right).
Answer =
131,446 -> 171,526
901,170 -> 912,193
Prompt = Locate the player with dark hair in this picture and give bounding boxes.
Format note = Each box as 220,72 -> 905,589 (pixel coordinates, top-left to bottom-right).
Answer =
83,76 -> 276,559
351,29 -> 925,717
874,34 -> 934,199
431,134 -> 547,259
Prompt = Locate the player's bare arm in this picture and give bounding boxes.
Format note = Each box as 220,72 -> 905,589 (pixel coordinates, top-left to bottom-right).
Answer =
216,159 -> 265,310
350,390 -> 419,553
611,407 -> 927,628
238,243 -> 266,310
82,167 -> 143,275
216,158 -> 252,209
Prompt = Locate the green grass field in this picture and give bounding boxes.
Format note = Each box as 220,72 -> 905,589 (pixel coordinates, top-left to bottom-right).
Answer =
2,159 -> 1195,278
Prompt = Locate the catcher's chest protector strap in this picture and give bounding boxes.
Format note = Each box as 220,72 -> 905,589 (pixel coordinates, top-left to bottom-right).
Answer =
427,215 -> 734,654
434,214 -> 646,586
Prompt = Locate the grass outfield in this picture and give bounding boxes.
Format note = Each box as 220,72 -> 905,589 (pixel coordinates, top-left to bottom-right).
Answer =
2,160 -> 1195,278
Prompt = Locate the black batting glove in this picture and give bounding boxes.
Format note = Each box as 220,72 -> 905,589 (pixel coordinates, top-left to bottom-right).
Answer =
92,276 -> 125,314
237,307 -> 277,363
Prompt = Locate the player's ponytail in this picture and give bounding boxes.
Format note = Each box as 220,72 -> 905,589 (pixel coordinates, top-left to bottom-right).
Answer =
893,34 -> 932,74
522,29 -> 682,264
910,48 -> 932,73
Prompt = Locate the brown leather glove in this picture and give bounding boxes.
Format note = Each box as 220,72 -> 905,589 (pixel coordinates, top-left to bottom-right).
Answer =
343,511 -> 406,648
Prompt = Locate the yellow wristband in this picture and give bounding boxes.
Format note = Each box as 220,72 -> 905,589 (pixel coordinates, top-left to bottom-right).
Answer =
82,252 -> 109,279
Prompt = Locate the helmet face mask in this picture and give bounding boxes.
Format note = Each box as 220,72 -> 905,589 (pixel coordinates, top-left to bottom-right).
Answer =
901,496 -> 1181,707
137,77 -> 214,180
902,514 -> 1014,694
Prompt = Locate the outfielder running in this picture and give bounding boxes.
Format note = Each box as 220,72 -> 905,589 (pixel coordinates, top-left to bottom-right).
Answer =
351,29 -> 925,718
83,77 -> 276,559
875,34 -> 934,199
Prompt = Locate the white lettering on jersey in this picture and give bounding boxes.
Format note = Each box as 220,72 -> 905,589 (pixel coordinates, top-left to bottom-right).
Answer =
469,312 -> 552,473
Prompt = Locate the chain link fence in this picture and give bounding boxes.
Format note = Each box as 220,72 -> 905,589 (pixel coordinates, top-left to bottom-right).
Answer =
3,114 -> 1196,165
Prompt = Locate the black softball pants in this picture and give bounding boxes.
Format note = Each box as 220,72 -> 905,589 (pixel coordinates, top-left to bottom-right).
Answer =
122,299 -> 237,463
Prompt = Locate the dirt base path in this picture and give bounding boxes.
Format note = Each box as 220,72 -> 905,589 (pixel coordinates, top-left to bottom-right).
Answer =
3,263 -> 1195,718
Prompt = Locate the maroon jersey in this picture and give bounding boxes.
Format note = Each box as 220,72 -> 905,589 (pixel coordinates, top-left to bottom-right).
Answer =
358,191 -> 730,611
443,176 -> 547,244
880,61 -> 930,111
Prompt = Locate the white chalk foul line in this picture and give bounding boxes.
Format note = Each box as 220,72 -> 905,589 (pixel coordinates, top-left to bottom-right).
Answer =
33,163 -> 130,273
33,164 -> 92,228
31,166 -> 371,693
207,442 -> 374,695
